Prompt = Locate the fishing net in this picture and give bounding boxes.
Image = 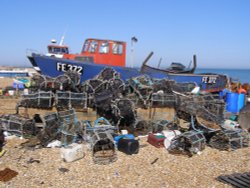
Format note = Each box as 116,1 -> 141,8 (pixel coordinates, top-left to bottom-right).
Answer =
209,129 -> 249,151
19,91 -> 54,109
175,93 -> 225,125
55,91 -> 87,110
37,112 -> 61,147
30,74 -> 48,90
150,93 -> 176,108
172,82 -> 196,93
97,67 -> 120,81
127,75 -> 154,108
152,79 -> 174,93
0,114 -> 36,138
111,98 -> 136,129
58,109 -> 82,146
168,130 -> 206,156
54,74 -> 73,91
91,130 -> 117,164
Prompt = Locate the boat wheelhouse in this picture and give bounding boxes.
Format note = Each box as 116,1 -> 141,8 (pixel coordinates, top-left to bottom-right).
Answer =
63,38 -> 126,67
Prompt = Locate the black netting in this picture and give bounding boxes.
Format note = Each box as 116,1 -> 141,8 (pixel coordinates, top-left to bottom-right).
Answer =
56,91 -> 87,110
168,130 -> 206,156
97,67 -> 120,81
209,129 -> 249,151
37,113 -> 61,147
0,114 -> 36,138
19,91 -> 54,109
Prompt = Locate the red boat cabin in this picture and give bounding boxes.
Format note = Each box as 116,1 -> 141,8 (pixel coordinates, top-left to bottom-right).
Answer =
63,38 -> 126,67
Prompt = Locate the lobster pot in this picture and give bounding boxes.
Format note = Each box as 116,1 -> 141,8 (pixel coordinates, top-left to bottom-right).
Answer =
94,90 -> 113,106
209,129 -> 249,151
172,82 -> 196,93
176,94 -> 225,124
61,123 -> 80,147
20,91 -> 54,109
168,130 -> 206,156
56,91 -> 87,109
58,109 -> 81,146
0,114 -> 36,138
37,113 -> 61,147
91,131 -> 117,164
151,93 -> 176,108
58,109 -> 76,124
97,67 -> 120,81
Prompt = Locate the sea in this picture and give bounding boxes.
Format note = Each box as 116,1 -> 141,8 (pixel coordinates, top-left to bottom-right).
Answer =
195,68 -> 250,84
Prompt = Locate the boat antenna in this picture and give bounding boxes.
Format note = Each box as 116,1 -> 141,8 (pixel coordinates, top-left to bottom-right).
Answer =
59,28 -> 68,46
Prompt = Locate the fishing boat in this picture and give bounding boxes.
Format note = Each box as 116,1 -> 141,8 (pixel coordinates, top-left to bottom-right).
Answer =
27,38 -> 228,92
27,38 -> 142,81
160,59 -> 196,74
46,36 -> 69,58
140,52 -> 229,92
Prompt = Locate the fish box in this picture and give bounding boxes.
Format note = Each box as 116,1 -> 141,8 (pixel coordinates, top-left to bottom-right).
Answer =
60,143 -> 85,162
147,133 -> 165,148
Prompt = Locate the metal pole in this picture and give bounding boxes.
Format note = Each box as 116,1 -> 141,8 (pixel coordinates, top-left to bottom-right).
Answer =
131,40 -> 134,68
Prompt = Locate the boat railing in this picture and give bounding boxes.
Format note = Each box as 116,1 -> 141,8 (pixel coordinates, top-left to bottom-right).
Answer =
26,49 -> 42,57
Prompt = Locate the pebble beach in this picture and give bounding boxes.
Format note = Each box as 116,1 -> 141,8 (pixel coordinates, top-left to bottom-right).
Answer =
0,93 -> 250,188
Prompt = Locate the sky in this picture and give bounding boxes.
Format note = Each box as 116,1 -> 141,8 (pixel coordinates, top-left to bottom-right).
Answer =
0,0 -> 250,69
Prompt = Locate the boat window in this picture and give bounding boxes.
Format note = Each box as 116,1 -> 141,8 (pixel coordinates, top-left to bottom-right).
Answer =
82,40 -> 90,52
112,43 -> 123,55
61,47 -> 69,54
51,47 -> 61,54
48,47 -> 52,53
88,41 -> 98,53
99,41 -> 109,54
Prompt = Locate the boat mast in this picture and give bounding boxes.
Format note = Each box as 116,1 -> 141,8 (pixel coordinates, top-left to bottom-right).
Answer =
131,36 -> 138,68
59,29 -> 67,46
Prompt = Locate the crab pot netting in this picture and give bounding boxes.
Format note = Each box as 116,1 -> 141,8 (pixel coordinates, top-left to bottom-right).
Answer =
91,130 -> 117,164
64,71 -> 81,86
172,82 -> 196,93
168,130 -> 206,156
209,129 -> 250,151
30,72 -> 80,92
175,94 -> 225,123
37,113 -> 61,147
19,91 -> 54,109
81,79 -> 103,94
128,76 -> 154,99
111,98 -> 136,129
56,91 -> 87,109
58,109 -> 81,146
151,93 -> 176,108
53,74 -> 74,91
97,67 -> 120,81
152,79 -> 175,94
30,74 -> 48,90
0,114 -> 36,138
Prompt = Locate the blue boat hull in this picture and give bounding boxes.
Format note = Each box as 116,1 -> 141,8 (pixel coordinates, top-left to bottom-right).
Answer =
28,53 -> 228,92
141,63 -> 228,92
28,54 -> 140,82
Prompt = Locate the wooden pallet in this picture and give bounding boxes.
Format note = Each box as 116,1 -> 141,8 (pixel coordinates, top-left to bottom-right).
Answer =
217,172 -> 250,188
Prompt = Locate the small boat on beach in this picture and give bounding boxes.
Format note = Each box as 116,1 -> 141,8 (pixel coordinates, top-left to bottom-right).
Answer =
140,52 -> 228,92
27,37 -> 228,92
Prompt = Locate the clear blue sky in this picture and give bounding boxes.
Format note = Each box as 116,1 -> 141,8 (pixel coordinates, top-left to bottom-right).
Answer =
0,0 -> 250,69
